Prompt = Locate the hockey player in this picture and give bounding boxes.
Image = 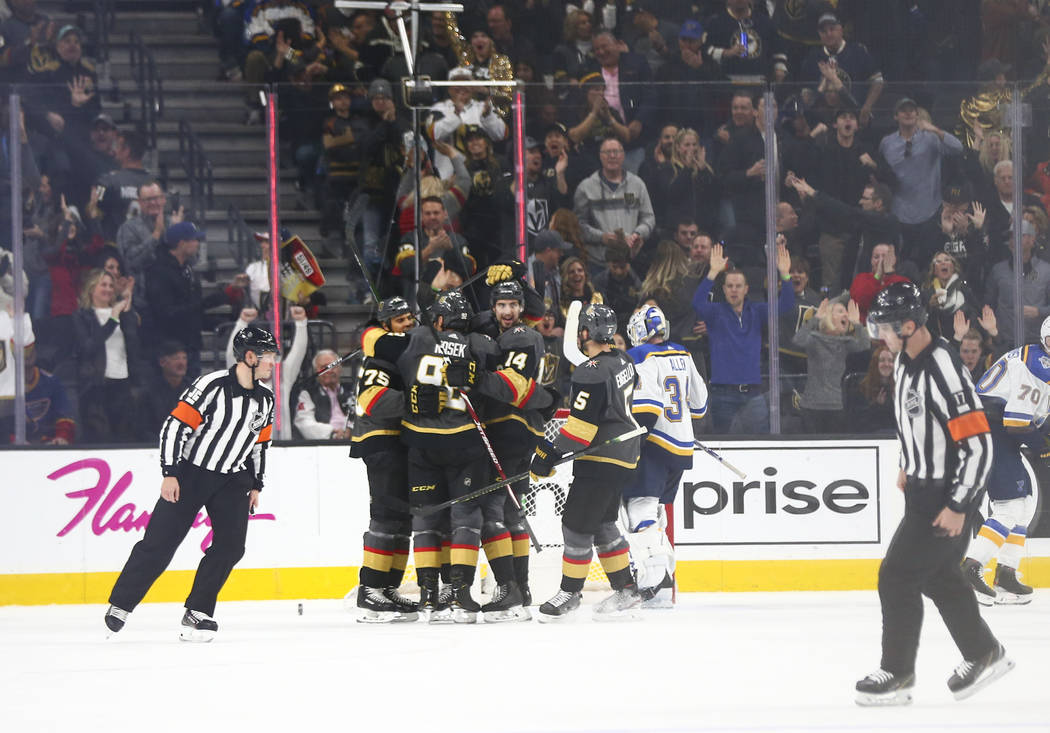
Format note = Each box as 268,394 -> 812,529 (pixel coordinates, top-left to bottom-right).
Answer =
350,297 -> 420,622
479,279 -> 554,618
624,304 -> 708,608
965,318 -> 1048,605
396,290 -> 548,623
530,303 -> 644,622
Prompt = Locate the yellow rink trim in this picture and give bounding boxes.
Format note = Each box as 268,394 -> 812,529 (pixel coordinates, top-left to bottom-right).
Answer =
2,557 -> 1048,605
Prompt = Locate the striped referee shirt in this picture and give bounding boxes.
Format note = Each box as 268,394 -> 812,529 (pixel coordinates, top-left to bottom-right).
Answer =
160,367 -> 275,490
893,337 -> 993,512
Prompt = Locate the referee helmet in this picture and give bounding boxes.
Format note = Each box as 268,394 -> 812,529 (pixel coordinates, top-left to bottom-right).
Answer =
233,325 -> 281,362
866,281 -> 927,338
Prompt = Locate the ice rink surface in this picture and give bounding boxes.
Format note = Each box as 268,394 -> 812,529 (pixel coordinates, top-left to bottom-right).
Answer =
3,590 -> 1048,733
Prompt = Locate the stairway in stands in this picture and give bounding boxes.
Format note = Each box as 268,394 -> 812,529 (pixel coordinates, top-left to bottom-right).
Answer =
38,0 -> 369,357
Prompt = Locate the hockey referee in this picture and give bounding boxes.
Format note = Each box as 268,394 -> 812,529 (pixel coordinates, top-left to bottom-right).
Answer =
855,282 -> 1013,705
104,326 -> 279,642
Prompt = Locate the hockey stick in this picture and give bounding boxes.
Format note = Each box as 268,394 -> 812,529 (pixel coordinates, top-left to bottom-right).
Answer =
459,392 -> 543,553
344,198 -> 381,304
411,426 -> 647,516
694,440 -> 747,479
315,347 -> 362,378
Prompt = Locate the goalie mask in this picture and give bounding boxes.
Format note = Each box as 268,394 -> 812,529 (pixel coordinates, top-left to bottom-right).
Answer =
866,281 -> 927,341
627,305 -> 669,347
429,290 -> 473,332
578,303 -> 617,344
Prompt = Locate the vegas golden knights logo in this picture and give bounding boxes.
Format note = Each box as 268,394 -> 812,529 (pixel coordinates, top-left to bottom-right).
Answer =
784,0 -> 806,20
540,352 -> 560,386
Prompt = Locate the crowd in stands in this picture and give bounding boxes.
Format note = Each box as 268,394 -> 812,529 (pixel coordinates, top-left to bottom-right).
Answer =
4,0 -> 1050,442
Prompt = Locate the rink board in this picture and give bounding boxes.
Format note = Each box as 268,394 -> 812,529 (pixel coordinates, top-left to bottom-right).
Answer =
1,441 -> 1047,605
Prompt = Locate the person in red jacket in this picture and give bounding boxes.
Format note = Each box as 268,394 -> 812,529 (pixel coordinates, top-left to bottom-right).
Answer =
850,242 -> 911,323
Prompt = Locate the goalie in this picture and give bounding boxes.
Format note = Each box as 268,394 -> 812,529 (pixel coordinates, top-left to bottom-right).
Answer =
624,305 -> 708,607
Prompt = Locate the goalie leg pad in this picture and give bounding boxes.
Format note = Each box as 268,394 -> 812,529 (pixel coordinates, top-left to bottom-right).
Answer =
625,524 -> 676,592
625,496 -> 660,533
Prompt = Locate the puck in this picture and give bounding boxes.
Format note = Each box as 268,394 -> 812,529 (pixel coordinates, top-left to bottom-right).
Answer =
297,603 -> 303,616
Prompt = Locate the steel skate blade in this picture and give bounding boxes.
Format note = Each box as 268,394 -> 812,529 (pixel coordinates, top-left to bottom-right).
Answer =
855,689 -> 913,707
179,628 -> 216,643
951,657 -> 1015,701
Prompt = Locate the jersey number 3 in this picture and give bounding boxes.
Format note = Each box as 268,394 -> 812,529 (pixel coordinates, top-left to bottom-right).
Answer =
663,376 -> 683,422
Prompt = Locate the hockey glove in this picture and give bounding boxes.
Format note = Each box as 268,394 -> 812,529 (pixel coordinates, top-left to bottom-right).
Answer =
443,357 -> 478,390
409,384 -> 447,417
485,260 -> 526,286
539,386 -> 562,422
529,439 -> 558,481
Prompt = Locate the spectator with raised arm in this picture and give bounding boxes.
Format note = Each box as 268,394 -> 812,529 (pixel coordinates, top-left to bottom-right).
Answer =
652,128 -> 719,239
921,251 -> 981,341
581,30 -> 655,172
692,241 -> 794,433
849,243 -> 911,323
116,181 -> 184,317
878,98 -> 963,266
799,11 -> 884,128
791,297 -> 871,434
73,268 -> 142,443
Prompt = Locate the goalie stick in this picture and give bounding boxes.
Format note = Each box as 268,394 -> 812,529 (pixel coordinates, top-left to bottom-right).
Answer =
459,392 -> 542,552
411,425 -> 647,516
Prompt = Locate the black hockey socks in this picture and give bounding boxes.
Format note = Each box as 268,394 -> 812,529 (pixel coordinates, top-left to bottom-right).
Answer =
386,535 -> 411,588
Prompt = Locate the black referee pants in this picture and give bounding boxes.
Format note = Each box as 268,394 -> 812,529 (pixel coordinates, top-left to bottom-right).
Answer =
878,482 -> 997,675
109,465 -> 253,617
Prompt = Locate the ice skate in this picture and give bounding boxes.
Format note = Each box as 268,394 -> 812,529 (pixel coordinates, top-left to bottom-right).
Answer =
104,605 -> 129,636
179,609 -> 218,642
993,565 -> 1033,605
537,589 -> 582,623
948,643 -> 1015,700
356,586 -> 412,624
855,669 -> 915,706
962,558 -> 996,606
383,587 -> 420,620
481,581 -> 530,623
450,583 -> 480,624
417,573 -> 452,624
593,584 -> 642,621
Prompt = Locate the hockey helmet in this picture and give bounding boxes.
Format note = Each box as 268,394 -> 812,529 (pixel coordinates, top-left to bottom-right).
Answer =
430,290 -> 473,331
1041,315 -> 1050,353
866,281 -> 927,338
233,325 -> 281,362
627,305 -> 669,347
377,296 -> 414,327
490,279 -> 524,307
578,303 -> 617,344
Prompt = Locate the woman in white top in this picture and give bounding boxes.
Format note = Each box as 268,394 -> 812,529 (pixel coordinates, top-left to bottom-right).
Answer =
73,268 -> 142,442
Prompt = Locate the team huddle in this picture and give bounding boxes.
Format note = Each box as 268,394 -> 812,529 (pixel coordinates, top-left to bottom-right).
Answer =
349,264 -> 706,624
100,266 -> 1036,700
